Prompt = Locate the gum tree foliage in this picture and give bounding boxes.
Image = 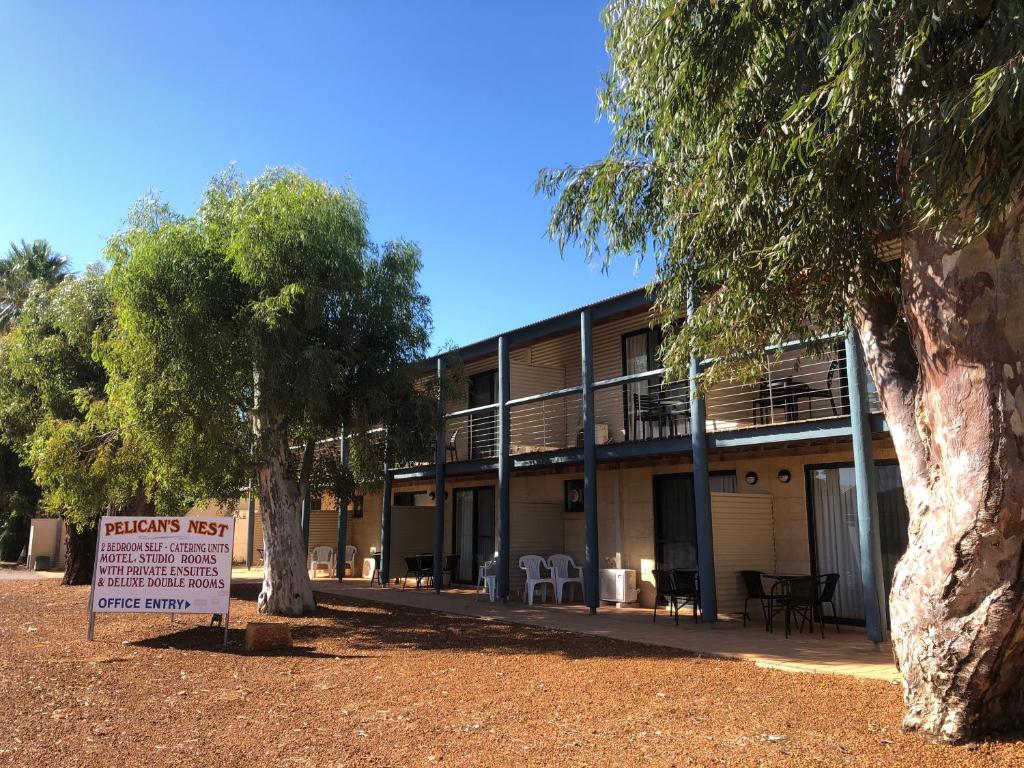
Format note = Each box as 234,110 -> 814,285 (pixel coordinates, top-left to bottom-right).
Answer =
0,269 -> 182,583
539,0 -> 1023,744
0,239 -> 69,560
105,168 -> 442,615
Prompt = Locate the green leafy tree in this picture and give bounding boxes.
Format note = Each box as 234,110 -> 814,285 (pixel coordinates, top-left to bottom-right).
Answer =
0,269 -> 179,583
105,168 -> 436,615
0,238 -> 69,558
0,239 -> 69,331
539,1 -> 1024,743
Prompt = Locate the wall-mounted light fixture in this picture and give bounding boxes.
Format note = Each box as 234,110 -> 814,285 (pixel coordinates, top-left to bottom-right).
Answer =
427,490 -> 449,501
744,471 -> 759,486
777,469 -> 792,484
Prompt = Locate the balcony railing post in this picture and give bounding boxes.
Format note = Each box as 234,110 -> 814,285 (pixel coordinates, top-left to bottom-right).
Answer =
497,336 -> 511,601
336,430 -> 348,581
433,358 -> 446,593
245,480 -> 255,569
581,309 -> 599,614
689,289 -> 717,623
845,324 -> 887,646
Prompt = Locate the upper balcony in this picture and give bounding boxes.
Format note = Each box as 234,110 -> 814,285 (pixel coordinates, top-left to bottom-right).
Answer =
435,309 -> 881,466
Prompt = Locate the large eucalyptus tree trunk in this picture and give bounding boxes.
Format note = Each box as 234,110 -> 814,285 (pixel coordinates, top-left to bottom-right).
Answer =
857,214 -> 1024,743
62,522 -> 96,586
253,417 -> 315,616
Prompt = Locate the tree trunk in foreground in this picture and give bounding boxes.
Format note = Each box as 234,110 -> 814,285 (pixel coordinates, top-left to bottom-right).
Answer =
857,214 -> 1024,743
62,522 -> 96,586
61,487 -> 155,585
253,419 -> 316,616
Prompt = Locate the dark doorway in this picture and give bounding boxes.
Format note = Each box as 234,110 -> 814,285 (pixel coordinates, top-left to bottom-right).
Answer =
452,486 -> 495,583
468,370 -> 498,459
653,471 -> 736,571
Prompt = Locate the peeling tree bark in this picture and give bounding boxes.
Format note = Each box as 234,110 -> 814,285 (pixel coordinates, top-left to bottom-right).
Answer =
253,414 -> 316,616
857,215 -> 1024,743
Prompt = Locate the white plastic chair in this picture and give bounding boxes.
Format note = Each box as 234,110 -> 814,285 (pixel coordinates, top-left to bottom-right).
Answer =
309,546 -> 335,578
344,545 -> 357,576
519,555 -> 555,606
477,556 -> 497,602
547,554 -> 585,604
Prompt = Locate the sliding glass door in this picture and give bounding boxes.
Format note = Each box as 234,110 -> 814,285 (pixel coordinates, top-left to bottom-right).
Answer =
807,462 -> 909,622
452,487 -> 495,583
468,370 -> 498,459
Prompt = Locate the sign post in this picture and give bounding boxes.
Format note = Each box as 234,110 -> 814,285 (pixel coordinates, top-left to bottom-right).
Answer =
88,516 -> 235,646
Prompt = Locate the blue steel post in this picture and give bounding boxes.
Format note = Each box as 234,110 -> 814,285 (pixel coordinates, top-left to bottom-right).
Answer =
245,481 -> 256,569
688,289 -> 717,623
433,358 -> 446,592
581,310 -> 599,614
336,431 -> 349,580
845,325 -> 887,645
497,336 -> 512,601
380,467 -> 393,585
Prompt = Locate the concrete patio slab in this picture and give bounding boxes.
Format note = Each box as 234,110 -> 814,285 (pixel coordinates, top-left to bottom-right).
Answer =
233,567 -> 900,682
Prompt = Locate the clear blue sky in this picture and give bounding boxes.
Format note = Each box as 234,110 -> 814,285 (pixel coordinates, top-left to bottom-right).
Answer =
0,1 -> 654,351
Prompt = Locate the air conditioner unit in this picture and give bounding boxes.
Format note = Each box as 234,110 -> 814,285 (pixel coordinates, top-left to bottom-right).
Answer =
599,568 -> 638,605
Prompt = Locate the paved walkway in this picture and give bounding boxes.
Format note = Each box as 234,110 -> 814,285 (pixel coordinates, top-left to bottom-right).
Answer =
233,568 -> 900,682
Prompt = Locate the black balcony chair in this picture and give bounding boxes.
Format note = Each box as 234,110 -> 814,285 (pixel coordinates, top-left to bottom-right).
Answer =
402,554 -> 434,590
445,428 -> 460,462
658,382 -> 691,436
817,572 -> 841,633
776,576 -> 823,638
740,570 -> 781,631
800,358 -> 843,417
633,392 -> 663,440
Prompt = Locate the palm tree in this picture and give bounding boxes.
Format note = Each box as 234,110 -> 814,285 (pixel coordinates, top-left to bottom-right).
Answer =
0,239 -> 69,331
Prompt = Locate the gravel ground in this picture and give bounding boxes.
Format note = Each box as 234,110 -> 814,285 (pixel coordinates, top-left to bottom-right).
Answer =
1,579 -> 1021,768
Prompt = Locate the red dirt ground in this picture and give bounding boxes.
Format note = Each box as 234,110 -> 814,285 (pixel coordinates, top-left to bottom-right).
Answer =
1,577 -> 1021,768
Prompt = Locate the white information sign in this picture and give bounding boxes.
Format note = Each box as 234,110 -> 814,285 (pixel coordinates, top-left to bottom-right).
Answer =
89,516 -> 234,640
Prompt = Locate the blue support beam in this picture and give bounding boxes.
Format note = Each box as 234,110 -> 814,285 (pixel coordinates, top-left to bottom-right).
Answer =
497,335 -> 512,601
581,310 -> 599,614
845,326 -> 887,645
336,431 -> 349,580
380,468 -> 393,585
433,358 -> 447,593
245,481 -> 256,569
689,292 -> 717,623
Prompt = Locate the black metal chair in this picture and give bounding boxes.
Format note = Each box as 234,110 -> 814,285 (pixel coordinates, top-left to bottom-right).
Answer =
658,382 -> 691,436
671,569 -> 701,623
652,569 -> 679,623
446,429 -> 460,462
740,570 -> 780,631
371,551 -> 384,586
633,392 -> 663,440
441,554 -> 460,588
817,573 -> 841,633
778,576 -> 823,638
402,554 -> 434,590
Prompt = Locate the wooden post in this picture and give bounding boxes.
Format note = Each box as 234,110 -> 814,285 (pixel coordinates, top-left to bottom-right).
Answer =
497,336 -> 511,601
581,310 -> 599,614
845,325 -> 887,645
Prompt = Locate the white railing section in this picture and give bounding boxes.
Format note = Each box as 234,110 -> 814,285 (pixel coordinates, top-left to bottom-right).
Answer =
430,338 -> 882,463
